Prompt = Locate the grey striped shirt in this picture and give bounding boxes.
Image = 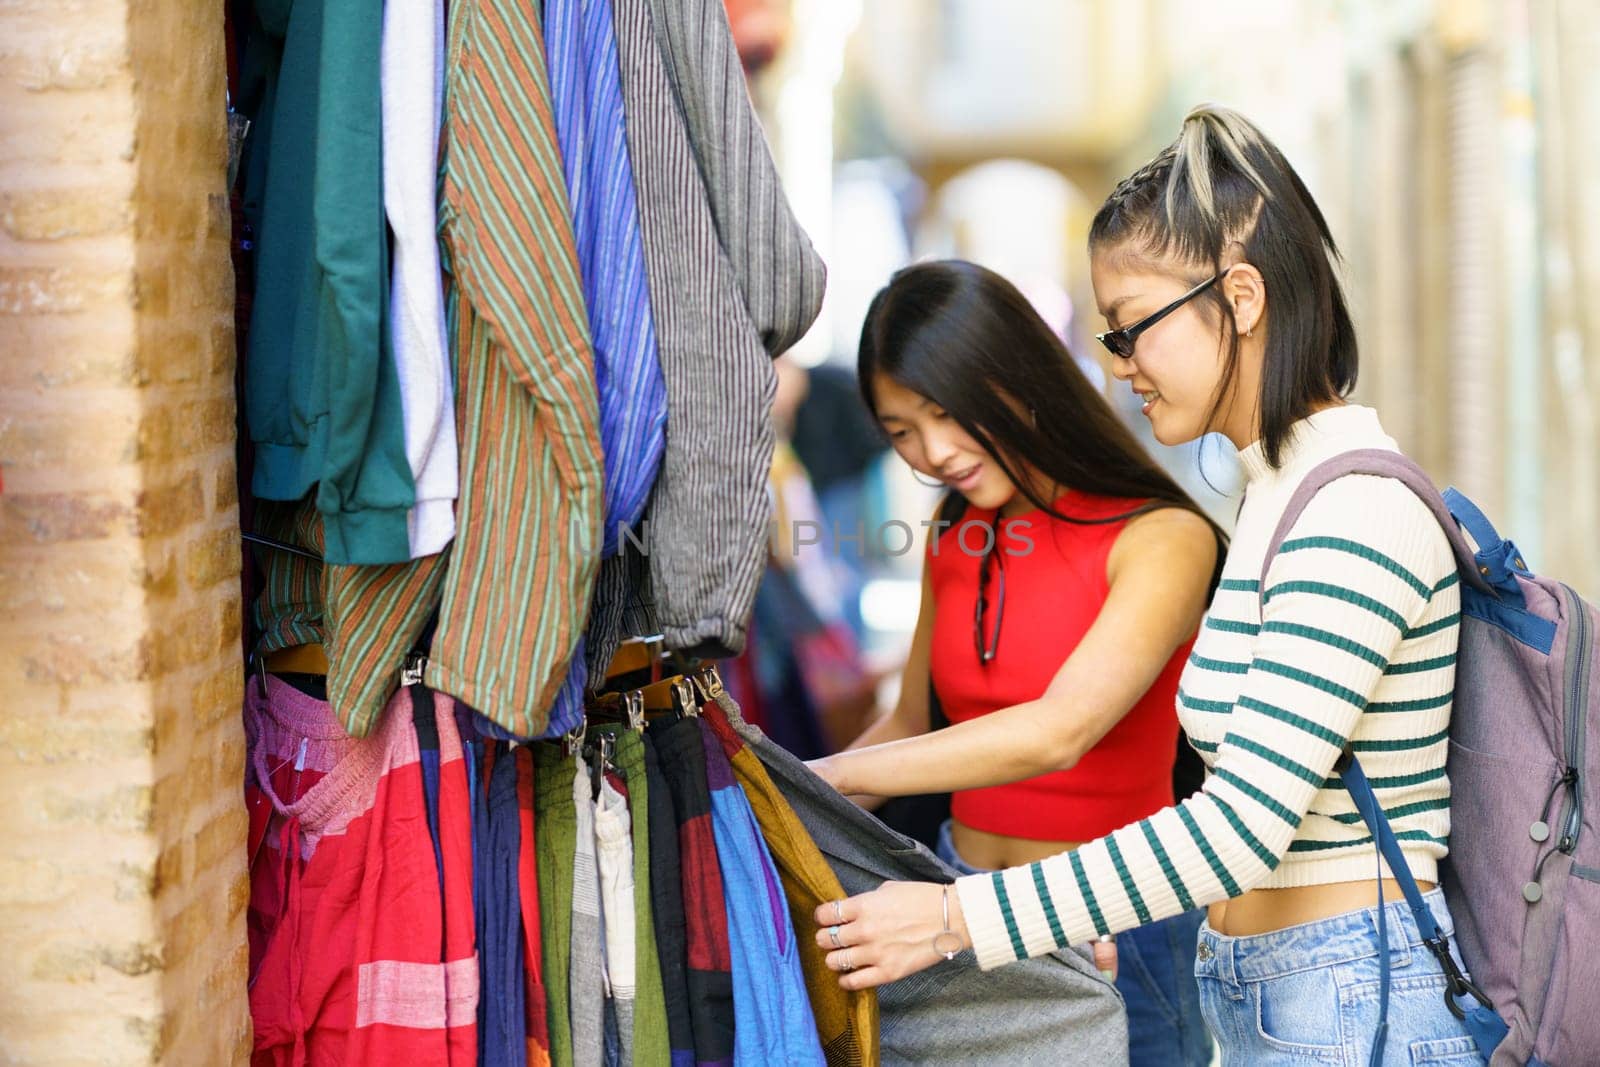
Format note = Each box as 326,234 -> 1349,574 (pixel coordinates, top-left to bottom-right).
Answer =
589,0 -> 825,670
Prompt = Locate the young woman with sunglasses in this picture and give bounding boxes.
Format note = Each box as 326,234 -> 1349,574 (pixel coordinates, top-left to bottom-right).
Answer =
813,106 -> 1482,1065
807,257 -> 1225,1067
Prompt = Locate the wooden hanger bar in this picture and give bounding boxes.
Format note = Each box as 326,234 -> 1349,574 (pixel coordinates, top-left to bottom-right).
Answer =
605,636 -> 661,682
633,675 -> 685,712
264,643 -> 330,675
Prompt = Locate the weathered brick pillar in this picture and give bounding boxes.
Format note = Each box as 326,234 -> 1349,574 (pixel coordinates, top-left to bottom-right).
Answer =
0,1 -> 250,1063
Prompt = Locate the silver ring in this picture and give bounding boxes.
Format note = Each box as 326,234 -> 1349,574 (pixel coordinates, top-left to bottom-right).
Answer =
828,925 -> 842,949
832,899 -> 845,924
839,949 -> 855,972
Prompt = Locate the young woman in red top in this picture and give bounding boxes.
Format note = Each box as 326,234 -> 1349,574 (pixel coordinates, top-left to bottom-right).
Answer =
809,259 -> 1223,1066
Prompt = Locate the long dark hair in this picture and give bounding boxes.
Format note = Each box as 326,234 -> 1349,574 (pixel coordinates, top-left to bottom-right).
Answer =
857,259 -> 1226,559
1089,104 -> 1358,469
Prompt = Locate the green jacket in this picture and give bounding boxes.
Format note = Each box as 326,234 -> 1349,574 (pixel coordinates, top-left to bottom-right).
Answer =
241,0 -> 414,565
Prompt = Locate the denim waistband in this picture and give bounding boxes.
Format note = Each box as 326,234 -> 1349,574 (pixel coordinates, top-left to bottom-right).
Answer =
935,819 -> 985,876
1195,888 -> 1454,984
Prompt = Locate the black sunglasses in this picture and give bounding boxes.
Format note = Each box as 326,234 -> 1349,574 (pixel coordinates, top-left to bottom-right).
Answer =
973,529 -> 1005,665
1095,272 -> 1223,359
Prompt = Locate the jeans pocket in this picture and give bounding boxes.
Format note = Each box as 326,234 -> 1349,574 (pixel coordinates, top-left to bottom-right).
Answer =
1253,969 -> 1345,1061
1340,971 -> 1479,1064
1408,1035 -> 1484,1065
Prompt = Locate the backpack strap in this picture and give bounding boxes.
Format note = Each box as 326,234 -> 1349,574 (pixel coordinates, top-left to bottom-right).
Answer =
1255,447 -> 1507,1062
1258,448 -> 1498,599
1340,751 -> 1504,1062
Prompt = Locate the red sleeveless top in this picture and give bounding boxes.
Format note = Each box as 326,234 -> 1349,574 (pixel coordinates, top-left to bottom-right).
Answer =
928,491 -> 1191,842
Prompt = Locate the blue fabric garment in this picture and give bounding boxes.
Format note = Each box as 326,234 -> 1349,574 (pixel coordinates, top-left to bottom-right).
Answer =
604,995 -> 622,1067
541,0 -> 666,716
543,0 -> 666,544
473,739 -> 492,1059
697,721 -> 825,1066
541,0 -> 668,739
455,701 -> 481,880
474,710 -> 533,745
936,819 -> 1211,1067
481,744 -> 528,1067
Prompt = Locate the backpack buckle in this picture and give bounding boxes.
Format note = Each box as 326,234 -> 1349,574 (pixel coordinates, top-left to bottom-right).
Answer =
1423,935 -> 1494,1020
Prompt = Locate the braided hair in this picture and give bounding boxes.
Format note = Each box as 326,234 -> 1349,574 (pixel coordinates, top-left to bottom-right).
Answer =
1089,105 -> 1358,468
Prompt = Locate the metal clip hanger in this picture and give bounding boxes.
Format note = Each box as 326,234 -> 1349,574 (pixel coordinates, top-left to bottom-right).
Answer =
692,665 -> 725,702
248,649 -> 270,700
671,676 -> 700,718
400,651 -> 427,688
562,717 -> 587,758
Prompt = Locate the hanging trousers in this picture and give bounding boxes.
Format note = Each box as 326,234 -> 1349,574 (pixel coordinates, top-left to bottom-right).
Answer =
536,744 -> 579,1067
642,733 -> 696,1066
698,719 -> 827,1064
701,703 -> 878,1066
648,717 -> 736,1066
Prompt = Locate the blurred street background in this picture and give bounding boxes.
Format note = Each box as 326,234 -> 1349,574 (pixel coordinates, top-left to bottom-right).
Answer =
716,0 -> 1600,747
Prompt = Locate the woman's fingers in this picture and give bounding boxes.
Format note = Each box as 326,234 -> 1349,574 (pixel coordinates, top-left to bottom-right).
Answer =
837,965 -> 892,991
813,896 -> 856,928
825,946 -> 876,973
816,920 -> 861,951
1091,936 -> 1118,981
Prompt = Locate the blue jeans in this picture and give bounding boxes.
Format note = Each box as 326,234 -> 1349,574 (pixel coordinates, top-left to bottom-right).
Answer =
936,820 -> 1212,1067
1195,888 -> 1484,1065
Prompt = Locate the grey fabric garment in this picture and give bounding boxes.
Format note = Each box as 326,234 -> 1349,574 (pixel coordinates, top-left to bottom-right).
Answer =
571,756 -> 605,1067
725,703 -> 1129,1067
642,0 -> 826,356
592,0 -> 825,668
583,541 -> 656,683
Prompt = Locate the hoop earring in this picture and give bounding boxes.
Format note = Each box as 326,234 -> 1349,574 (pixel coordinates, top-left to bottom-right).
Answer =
910,468 -> 946,489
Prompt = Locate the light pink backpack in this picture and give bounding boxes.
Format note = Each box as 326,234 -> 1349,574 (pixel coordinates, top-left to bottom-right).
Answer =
1265,450 -> 1599,1066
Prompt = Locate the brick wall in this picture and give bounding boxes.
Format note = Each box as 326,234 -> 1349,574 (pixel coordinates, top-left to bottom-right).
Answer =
0,1 -> 249,1063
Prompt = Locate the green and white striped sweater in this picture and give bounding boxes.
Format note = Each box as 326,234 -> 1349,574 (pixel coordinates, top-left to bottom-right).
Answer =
956,405 -> 1461,970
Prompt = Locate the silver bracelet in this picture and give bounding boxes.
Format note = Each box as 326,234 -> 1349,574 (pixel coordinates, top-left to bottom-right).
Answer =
932,884 -> 963,961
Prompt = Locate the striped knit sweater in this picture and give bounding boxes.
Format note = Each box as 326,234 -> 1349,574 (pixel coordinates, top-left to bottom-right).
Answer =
957,405 -> 1462,970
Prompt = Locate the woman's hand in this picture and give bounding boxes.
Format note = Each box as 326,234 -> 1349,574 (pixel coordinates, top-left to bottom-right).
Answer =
813,880 -> 1120,988
812,881 -> 968,989
805,754 -> 847,794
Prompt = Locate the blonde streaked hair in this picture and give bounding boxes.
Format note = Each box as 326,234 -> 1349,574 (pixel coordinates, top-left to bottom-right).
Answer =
1089,104 -> 1358,468
1167,105 -> 1272,234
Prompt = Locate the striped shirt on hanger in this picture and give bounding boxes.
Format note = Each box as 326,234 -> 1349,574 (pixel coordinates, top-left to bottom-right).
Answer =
323,0 -> 604,738
544,0 -> 669,728
591,0 -> 825,674
545,0 -> 667,554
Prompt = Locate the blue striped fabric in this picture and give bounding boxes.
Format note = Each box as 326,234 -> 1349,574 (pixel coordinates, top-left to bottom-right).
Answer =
544,0 -> 668,732
544,0 -> 667,550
